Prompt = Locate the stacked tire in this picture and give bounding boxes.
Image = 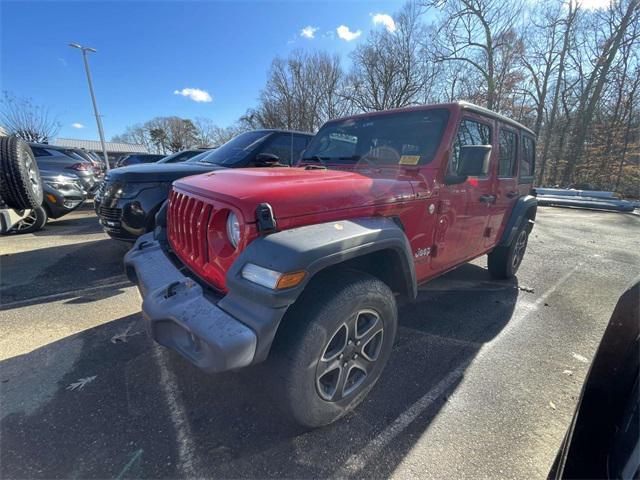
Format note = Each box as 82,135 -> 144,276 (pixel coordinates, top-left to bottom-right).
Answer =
0,135 -> 47,234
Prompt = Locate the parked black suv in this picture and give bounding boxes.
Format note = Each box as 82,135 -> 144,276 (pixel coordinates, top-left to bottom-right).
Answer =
95,129 -> 312,241
116,153 -> 166,167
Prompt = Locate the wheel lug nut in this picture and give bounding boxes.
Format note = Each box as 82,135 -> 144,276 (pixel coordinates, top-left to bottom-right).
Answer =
347,340 -> 353,345
343,362 -> 348,367
339,354 -> 344,359
356,341 -> 361,346
353,353 -> 358,359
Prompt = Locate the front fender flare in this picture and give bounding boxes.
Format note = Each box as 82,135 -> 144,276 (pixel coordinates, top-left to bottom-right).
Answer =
218,217 -> 416,362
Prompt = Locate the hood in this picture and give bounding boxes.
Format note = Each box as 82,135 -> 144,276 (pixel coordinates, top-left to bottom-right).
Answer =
173,167 -> 416,222
107,162 -> 224,183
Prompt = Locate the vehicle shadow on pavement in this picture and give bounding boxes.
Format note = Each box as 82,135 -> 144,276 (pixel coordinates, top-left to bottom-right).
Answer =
0,239 -> 130,309
32,213 -> 105,237
0,263 -> 519,479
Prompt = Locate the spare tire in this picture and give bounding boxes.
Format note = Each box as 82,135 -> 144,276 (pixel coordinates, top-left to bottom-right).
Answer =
0,136 -> 43,209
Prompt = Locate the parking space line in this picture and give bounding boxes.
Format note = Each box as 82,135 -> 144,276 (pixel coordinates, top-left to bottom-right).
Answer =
151,345 -> 201,478
334,263 -> 583,477
0,278 -> 131,310
336,362 -> 470,477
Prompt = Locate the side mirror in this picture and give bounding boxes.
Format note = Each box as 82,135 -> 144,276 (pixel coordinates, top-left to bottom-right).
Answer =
458,145 -> 492,177
255,153 -> 280,166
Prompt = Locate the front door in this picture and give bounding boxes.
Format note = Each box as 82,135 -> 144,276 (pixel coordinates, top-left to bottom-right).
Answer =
431,115 -> 495,270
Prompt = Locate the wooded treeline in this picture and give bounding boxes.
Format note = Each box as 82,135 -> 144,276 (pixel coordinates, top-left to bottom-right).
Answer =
110,0 -> 639,196
243,0 -> 639,195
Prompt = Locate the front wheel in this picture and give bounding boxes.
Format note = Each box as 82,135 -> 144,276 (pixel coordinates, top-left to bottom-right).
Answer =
488,222 -> 530,279
270,270 -> 397,428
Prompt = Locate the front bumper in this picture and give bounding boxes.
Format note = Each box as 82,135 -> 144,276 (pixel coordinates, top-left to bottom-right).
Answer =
124,233 -> 257,373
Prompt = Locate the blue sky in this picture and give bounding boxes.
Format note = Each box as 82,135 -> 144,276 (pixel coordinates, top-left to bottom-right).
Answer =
1,0 -> 404,141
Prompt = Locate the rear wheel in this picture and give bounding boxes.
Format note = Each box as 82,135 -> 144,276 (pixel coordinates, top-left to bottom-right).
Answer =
270,270 -> 397,428
1,206 -> 48,235
488,222 -> 530,279
0,136 -> 43,209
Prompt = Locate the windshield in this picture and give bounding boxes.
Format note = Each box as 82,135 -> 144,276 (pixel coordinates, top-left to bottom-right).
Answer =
187,131 -> 271,166
303,109 -> 450,166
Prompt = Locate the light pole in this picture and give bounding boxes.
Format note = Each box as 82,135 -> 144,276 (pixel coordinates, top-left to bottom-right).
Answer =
69,43 -> 110,172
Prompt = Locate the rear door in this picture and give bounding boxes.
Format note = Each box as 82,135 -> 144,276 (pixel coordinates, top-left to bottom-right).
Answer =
485,124 -> 519,248
431,115 -> 495,270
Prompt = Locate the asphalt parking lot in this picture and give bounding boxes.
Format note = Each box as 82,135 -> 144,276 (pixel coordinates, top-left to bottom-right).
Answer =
1,203 -> 638,479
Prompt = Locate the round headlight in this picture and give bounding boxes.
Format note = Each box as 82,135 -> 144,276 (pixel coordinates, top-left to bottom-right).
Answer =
226,211 -> 241,248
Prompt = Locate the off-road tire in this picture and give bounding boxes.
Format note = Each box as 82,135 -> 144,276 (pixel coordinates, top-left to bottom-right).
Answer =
488,222 -> 530,279
269,269 -> 397,428
0,136 -> 43,209
1,205 -> 48,235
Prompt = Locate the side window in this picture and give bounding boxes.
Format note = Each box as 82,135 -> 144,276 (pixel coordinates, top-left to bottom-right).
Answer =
521,136 -> 535,178
498,128 -> 517,177
291,135 -> 310,163
260,133 -> 294,164
30,147 -> 49,157
450,119 -> 492,175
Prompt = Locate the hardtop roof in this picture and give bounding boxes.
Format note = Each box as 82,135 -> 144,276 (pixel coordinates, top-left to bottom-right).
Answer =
323,101 -> 535,137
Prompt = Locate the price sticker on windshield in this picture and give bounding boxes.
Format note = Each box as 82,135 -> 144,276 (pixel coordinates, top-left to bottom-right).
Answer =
399,155 -> 421,166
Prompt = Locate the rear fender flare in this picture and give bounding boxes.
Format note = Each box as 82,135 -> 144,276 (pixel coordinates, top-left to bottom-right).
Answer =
499,195 -> 537,246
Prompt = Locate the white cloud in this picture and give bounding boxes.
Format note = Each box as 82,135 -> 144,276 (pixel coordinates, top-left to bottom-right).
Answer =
300,25 -> 319,39
336,25 -> 362,41
71,123 -> 84,129
173,88 -> 212,103
372,13 -> 396,33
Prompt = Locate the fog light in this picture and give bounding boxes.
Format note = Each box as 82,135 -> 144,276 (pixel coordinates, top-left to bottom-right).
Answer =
63,199 -> 82,209
241,263 -> 306,290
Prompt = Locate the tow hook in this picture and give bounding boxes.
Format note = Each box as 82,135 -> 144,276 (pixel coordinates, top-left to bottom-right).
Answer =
164,280 -> 196,299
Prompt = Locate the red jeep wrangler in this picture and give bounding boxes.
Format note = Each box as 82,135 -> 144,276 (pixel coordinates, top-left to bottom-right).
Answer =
125,102 -> 537,427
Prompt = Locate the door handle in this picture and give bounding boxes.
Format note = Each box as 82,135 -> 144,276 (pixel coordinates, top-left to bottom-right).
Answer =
479,194 -> 496,204
506,191 -> 518,199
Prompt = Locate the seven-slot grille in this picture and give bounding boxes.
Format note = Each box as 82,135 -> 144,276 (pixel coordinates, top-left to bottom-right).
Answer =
98,205 -> 122,222
167,189 -> 213,267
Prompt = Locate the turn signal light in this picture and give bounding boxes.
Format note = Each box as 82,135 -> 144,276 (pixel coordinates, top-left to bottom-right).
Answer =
276,271 -> 306,289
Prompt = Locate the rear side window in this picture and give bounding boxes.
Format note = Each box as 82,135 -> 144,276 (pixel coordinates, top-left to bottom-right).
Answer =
30,147 -> 50,157
521,136 -> 535,178
260,133 -> 297,164
498,129 -> 517,177
450,119 -> 492,175
292,135 -> 310,163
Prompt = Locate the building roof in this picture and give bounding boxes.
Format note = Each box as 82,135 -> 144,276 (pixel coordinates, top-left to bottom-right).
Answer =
54,138 -> 148,153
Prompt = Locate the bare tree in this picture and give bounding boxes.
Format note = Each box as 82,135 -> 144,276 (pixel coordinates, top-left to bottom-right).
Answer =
346,3 -> 431,111
193,117 -> 248,146
0,92 -> 61,143
243,50 -> 348,132
112,124 -> 153,151
561,0 -> 640,184
113,116 -> 198,153
536,0 -> 579,184
424,0 -> 524,110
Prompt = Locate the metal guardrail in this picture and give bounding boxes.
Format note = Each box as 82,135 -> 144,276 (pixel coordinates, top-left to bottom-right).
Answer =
534,188 -> 637,213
